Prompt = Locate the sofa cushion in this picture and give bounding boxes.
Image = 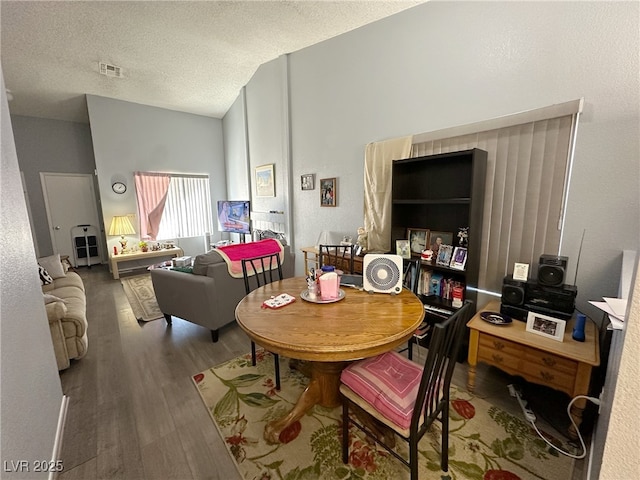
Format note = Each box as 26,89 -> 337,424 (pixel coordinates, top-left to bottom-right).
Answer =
340,350 -> 422,430
39,264 -> 53,285
44,293 -> 65,304
50,271 -> 85,292
38,254 -> 66,279
45,301 -> 67,323
192,249 -> 225,275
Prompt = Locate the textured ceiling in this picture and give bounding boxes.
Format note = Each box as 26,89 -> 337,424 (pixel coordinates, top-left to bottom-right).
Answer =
1,1 -> 423,124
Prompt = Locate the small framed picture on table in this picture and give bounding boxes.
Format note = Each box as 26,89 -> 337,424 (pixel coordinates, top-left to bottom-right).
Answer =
526,311 -> 566,342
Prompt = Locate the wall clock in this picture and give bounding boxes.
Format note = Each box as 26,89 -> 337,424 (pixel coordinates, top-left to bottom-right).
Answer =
112,182 -> 127,194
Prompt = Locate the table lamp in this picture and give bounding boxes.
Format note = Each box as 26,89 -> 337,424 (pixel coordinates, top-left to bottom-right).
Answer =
109,215 -> 136,253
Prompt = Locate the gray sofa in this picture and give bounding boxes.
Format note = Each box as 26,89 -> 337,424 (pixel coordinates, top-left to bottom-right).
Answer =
150,245 -> 294,341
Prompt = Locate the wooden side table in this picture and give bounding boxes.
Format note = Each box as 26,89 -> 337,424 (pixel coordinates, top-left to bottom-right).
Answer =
300,246 -> 363,274
467,300 -> 600,439
109,247 -> 184,279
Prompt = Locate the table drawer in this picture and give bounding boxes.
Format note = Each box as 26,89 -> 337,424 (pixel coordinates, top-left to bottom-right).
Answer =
519,362 -> 575,393
477,334 -> 524,371
524,350 -> 578,377
478,334 -> 524,357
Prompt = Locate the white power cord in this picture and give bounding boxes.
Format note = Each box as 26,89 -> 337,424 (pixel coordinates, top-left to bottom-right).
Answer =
508,385 -> 600,459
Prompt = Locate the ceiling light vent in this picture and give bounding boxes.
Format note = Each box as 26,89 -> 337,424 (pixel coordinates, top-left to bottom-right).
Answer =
99,62 -> 123,78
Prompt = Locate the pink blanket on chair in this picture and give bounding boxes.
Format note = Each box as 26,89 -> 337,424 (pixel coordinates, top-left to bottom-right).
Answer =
215,239 -> 284,278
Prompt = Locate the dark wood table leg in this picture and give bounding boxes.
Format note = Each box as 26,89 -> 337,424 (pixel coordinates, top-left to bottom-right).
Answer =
264,361 -> 346,444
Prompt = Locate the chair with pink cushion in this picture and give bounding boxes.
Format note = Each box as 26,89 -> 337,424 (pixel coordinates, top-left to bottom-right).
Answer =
339,300 -> 473,480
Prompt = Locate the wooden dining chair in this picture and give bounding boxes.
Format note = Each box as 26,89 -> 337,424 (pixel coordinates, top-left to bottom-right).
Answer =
318,244 -> 355,274
241,252 -> 283,390
340,300 -> 473,480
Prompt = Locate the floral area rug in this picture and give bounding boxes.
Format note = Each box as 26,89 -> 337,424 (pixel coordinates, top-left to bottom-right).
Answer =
193,352 -> 576,480
120,274 -> 163,322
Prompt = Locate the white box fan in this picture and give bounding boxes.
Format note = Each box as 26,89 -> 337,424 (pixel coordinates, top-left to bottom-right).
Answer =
363,254 -> 404,294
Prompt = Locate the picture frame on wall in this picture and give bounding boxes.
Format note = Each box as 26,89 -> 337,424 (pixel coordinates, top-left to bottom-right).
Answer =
301,174 -> 315,190
320,177 -> 337,207
407,228 -> 429,255
255,164 -> 275,197
396,239 -> 410,259
526,311 -> 566,342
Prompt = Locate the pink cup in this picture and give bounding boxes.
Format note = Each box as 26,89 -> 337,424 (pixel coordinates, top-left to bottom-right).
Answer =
319,272 -> 339,300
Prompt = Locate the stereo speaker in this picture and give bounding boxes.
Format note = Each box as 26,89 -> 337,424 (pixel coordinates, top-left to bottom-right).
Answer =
363,254 -> 403,294
501,275 -> 527,306
537,254 -> 568,287
500,304 -> 529,321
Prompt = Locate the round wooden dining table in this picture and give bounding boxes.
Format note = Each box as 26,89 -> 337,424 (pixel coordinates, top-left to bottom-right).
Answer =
235,276 -> 425,444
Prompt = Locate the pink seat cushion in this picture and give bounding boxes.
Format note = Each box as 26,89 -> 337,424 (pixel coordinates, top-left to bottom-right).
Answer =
341,351 -> 422,430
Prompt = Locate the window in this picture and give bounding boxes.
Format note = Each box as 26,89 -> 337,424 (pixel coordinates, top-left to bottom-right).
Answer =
364,99 -> 582,297
134,172 -> 213,240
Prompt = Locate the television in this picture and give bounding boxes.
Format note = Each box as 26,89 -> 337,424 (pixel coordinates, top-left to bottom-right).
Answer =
217,200 -> 251,235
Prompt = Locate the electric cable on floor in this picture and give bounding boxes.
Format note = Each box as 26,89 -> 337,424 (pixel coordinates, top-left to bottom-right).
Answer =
510,386 -> 600,459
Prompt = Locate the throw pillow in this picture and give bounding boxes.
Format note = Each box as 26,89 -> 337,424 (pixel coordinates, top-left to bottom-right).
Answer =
38,254 -> 66,279
39,264 -> 53,285
43,293 -> 65,304
192,250 -> 224,275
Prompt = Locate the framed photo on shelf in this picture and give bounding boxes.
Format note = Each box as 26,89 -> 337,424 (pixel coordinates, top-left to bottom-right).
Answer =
436,244 -> 454,266
428,231 -> 454,253
255,164 -> 275,197
396,239 -> 411,259
526,311 -> 566,342
450,247 -> 468,270
320,177 -> 337,207
301,174 -> 315,190
407,228 -> 429,255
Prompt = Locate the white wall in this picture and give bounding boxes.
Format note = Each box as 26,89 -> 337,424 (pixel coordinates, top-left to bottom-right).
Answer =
600,259 -> 640,479
86,95 -> 226,257
1,68 -> 64,479
282,1 -> 639,317
245,57 -> 292,239
11,115 -> 97,257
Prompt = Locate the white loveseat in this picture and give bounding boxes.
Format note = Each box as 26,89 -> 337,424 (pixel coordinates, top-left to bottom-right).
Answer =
39,255 -> 88,370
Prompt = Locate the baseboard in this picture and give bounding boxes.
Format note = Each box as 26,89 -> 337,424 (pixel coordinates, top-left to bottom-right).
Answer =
48,394 -> 69,480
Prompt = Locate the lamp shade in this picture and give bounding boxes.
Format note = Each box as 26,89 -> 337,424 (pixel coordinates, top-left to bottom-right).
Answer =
108,215 -> 136,236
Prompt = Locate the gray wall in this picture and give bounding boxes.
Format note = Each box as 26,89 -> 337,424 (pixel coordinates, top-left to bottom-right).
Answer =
86,95 -> 226,257
11,115 -> 97,257
226,1 -> 640,321
1,70 -> 64,479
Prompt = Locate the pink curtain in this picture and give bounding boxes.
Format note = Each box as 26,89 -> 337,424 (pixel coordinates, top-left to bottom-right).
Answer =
134,172 -> 171,240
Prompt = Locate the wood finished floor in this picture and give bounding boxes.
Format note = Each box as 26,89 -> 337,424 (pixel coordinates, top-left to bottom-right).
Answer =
58,265 -> 587,479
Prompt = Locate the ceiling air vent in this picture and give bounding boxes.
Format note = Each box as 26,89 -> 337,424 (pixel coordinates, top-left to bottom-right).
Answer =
98,62 -> 123,78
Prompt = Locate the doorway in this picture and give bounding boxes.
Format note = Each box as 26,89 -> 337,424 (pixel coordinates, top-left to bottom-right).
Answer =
40,172 -> 104,265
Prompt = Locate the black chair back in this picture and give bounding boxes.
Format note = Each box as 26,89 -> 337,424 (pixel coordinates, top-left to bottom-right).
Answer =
318,244 -> 355,274
241,253 -> 283,294
411,300 -> 473,436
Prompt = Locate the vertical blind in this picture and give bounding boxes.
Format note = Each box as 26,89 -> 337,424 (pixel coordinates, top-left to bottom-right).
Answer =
157,175 -> 213,240
409,99 -> 582,294
135,172 -> 213,240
